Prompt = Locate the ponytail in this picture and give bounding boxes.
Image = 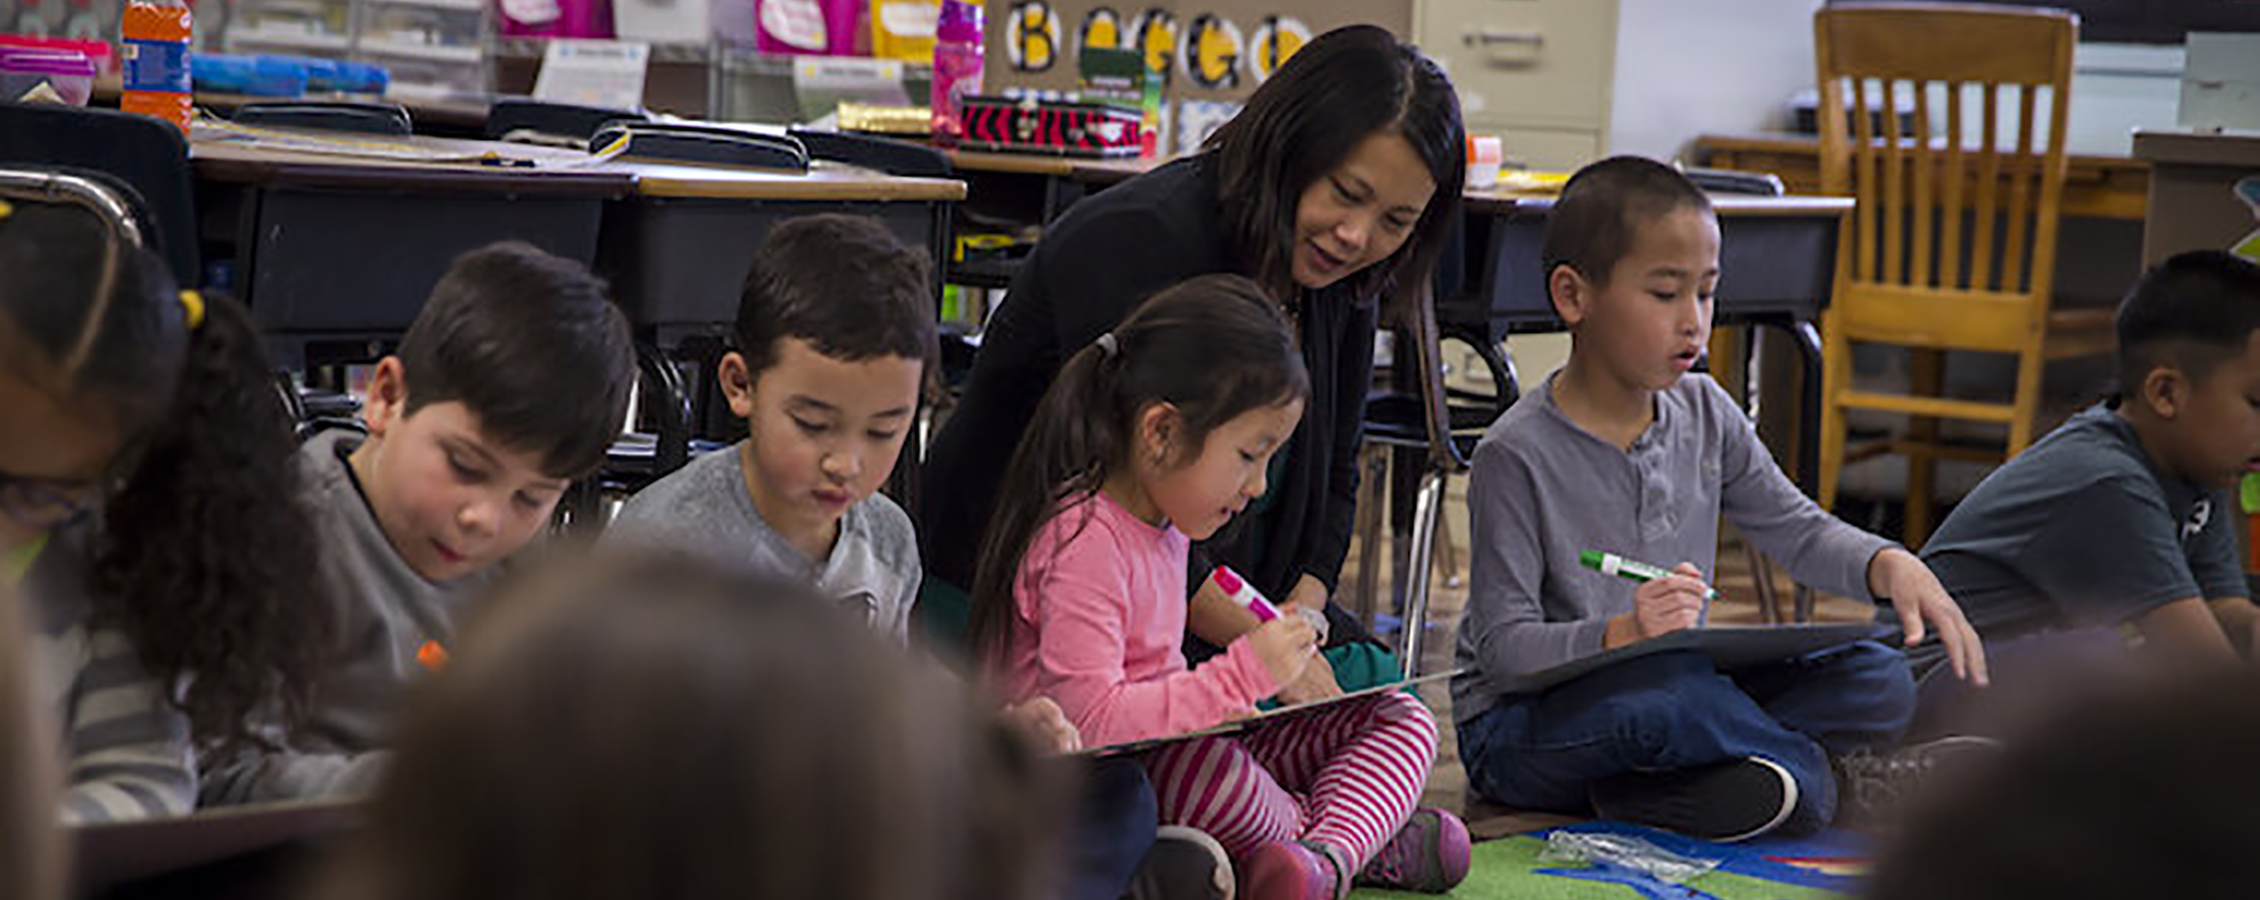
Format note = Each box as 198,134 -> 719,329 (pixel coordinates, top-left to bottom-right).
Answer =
90,290 -> 331,751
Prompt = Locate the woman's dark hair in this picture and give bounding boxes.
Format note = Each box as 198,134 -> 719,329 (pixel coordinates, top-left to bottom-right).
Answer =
320,551 -> 1062,900
0,202 -> 329,750
1206,24 -> 1466,308
967,275 -> 1310,664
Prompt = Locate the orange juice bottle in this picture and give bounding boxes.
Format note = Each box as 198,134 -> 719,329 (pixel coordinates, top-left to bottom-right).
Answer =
120,2 -> 193,134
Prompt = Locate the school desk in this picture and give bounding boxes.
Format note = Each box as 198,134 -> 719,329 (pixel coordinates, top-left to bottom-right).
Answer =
91,76 -> 496,137
189,130 -> 634,368
1442,192 -> 1857,493
941,148 -> 1154,288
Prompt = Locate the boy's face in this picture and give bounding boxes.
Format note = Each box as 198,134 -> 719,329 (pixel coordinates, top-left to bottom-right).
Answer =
1552,206 -> 1722,393
354,358 -> 568,583
2142,333 -> 2260,488
721,337 -> 922,546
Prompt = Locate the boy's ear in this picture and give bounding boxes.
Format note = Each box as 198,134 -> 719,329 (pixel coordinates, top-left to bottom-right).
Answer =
363,357 -> 409,438
719,351 -> 759,419
2139,362 -> 2187,420
1549,264 -> 1593,327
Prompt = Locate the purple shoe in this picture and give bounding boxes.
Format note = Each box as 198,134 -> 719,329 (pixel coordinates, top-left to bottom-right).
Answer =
1242,840 -> 1341,900
1356,807 -> 1473,893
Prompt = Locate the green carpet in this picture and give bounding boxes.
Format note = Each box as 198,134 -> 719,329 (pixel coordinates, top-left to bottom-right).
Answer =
1349,834 -> 1851,900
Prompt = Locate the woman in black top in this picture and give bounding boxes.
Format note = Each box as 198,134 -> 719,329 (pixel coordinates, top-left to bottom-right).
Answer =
922,25 -> 1465,693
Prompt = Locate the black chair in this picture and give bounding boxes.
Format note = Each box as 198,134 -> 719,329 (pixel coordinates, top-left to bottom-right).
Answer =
0,103 -> 198,285
486,97 -> 647,143
233,101 -> 413,136
787,128 -> 954,178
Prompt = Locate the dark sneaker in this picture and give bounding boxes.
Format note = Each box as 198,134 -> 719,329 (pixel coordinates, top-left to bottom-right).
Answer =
1355,807 -> 1472,893
1590,756 -> 1799,842
1834,735 -> 2005,833
1125,826 -> 1234,900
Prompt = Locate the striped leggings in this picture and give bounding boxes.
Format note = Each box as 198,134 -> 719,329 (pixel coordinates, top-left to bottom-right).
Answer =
1140,691 -> 1438,873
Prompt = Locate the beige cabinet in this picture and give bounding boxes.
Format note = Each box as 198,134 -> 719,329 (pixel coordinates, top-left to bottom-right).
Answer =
1417,0 -> 1821,170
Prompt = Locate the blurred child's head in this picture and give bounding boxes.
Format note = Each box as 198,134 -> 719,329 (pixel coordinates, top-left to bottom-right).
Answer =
356,242 -> 634,582
1544,157 -> 1721,394
717,215 -> 934,541
325,551 -> 1059,900
2111,250 -> 2260,488
1208,24 -> 1464,300
0,198 -> 329,746
0,582 -> 60,900
970,274 -> 1310,660
1866,669 -> 2260,900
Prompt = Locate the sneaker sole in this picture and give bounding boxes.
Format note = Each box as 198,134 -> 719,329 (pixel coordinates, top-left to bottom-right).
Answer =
1129,826 -> 1234,900
1591,756 -> 1800,844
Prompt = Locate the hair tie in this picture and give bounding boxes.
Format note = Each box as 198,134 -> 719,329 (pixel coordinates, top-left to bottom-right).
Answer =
1094,332 -> 1119,358
179,290 -> 206,331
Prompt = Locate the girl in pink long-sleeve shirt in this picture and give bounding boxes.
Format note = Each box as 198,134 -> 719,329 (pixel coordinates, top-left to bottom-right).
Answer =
967,276 -> 1470,900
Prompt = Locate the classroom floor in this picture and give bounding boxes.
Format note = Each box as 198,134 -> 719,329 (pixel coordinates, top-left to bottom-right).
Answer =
1340,506 -> 1879,840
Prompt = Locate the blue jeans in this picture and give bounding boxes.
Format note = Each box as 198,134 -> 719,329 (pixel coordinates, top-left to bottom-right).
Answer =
1065,758 -> 1159,900
1457,641 -> 1915,835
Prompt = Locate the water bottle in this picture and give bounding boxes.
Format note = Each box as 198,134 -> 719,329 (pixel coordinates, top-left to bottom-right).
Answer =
928,0 -> 981,144
121,2 -> 193,135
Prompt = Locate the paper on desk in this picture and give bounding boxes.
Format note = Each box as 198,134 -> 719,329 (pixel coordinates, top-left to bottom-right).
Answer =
192,116 -> 502,164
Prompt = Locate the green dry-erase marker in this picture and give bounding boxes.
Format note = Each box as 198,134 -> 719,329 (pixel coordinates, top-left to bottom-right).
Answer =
1578,550 -> 1719,601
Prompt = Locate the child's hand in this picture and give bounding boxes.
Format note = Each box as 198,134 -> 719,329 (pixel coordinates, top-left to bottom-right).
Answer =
1870,548 -> 1990,687
1247,614 -> 1319,691
1276,656 -> 1344,706
1610,562 -> 1707,646
1001,696 -> 1083,755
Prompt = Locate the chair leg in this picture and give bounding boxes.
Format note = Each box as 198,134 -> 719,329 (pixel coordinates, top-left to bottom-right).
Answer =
1398,468 -> 1448,678
1351,446 -> 1389,632
1745,539 -> 1781,625
2007,342 -> 2047,456
1905,349 -> 1944,549
1818,313 -> 1853,511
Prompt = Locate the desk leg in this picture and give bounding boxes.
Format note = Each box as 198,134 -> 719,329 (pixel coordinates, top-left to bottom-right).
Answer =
1793,319 -> 1823,498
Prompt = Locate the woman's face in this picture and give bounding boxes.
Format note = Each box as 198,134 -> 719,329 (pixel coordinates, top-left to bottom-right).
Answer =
1289,130 -> 1437,290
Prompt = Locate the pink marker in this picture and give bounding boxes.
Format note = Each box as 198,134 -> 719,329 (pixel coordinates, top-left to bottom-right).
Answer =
1212,565 -> 1281,623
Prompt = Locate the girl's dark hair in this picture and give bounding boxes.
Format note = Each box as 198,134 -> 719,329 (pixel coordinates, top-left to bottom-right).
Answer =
967,275 -> 1310,664
321,552 -> 1062,900
0,202 -> 329,750
1206,24 -> 1466,307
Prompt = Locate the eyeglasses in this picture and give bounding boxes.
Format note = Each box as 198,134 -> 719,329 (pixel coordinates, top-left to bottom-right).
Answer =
0,469 -> 102,531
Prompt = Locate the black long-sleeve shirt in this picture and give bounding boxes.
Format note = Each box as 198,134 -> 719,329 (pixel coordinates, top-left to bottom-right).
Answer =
920,154 -> 1377,619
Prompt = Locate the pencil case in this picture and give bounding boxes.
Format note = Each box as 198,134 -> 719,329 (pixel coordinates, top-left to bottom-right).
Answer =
958,95 -> 1141,158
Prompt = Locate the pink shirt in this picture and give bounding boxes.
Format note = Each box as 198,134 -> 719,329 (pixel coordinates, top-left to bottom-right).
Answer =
997,491 -> 1279,747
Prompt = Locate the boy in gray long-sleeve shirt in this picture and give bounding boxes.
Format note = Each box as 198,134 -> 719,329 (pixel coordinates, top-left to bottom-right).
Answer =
201,244 -> 636,805
1453,158 -> 1989,842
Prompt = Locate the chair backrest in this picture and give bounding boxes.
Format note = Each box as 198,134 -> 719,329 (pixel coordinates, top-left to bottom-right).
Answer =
234,101 -> 414,136
0,104 -> 197,285
487,97 -> 647,142
1814,2 -> 2076,304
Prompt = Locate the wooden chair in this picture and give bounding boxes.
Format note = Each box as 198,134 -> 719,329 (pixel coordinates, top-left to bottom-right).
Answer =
1812,3 -> 2115,547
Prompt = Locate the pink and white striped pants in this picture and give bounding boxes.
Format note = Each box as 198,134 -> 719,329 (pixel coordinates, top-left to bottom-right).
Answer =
1139,691 -> 1438,872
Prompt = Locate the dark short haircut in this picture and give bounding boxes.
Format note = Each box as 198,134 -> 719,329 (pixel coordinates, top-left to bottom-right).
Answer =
399,242 -> 635,479
733,214 -> 937,378
1543,156 -> 1715,288
1205,24 -> 1466,306
2115,250 -> 2260,388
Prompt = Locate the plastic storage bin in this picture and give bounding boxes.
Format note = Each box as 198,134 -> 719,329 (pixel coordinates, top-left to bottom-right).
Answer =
0,44 -> 96,104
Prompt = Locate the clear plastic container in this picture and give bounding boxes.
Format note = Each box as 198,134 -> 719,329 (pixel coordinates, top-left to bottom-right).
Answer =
0,45 -> 97,104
